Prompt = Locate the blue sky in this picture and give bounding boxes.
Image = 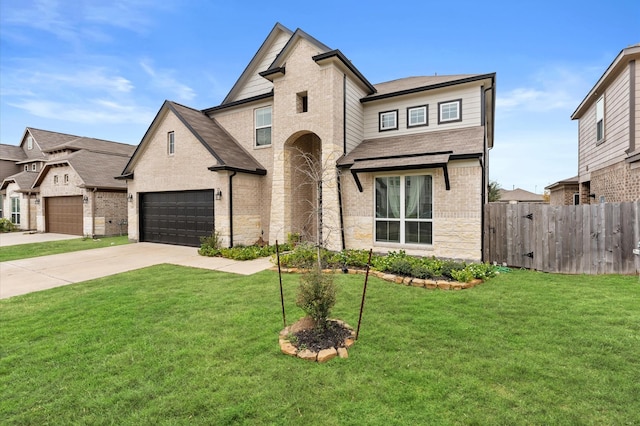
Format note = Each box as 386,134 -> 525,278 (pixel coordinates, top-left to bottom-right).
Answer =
1,0 -> 638,193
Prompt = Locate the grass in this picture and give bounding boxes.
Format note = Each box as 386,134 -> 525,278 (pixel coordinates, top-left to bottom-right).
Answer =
0,235 -> 129,262
1,267 -> 639,425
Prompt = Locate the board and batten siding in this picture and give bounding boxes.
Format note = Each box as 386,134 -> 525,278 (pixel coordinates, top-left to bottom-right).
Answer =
362,83 -> 483,140
579,64 -> 631,179
232,32 -> 290,102
345,77 -> 366,153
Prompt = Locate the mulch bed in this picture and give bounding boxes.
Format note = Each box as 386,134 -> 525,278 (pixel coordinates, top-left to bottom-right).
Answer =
292,320 -> 353,352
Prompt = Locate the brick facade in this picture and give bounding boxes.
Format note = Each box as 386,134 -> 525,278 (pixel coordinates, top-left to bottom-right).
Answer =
581,161 -> 640,203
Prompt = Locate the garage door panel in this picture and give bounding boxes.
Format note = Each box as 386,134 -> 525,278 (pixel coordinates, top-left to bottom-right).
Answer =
46,196 -> 83,235
140,190 -> 214,247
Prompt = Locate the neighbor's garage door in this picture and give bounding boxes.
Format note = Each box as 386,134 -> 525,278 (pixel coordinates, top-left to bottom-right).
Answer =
46,196 -> 83,235
140,190 -> 214,247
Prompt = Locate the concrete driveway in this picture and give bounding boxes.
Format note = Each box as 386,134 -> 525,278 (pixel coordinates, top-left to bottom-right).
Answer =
0,235 -> 274,299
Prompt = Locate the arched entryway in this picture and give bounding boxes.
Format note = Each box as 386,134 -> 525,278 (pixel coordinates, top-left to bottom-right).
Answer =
285,132 -> 322,245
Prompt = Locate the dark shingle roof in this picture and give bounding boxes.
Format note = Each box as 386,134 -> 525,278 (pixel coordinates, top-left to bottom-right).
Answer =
44,138 -> 136,156
362,74 -> 495,103
168,102 -> 266,174
1,170 -> 39,190
337,126 -> 485,168
0,144 -> 27,161
34,150 -> 129,190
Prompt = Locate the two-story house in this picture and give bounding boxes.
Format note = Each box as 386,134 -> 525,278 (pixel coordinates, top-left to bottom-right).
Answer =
570,44 -> 640,204
118,23 -> 495,261
1,128 -> 135,236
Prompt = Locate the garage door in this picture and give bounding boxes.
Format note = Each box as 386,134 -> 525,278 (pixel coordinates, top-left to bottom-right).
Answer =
140,190 -> 214,247
46,196 -> 83,235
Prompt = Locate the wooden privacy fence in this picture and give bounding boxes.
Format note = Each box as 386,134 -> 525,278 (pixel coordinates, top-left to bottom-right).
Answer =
484,201 -> 640,275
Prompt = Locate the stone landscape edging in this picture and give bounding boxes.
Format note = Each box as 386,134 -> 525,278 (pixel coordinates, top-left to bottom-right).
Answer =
279,319 -> 356,363
272,267 -> 483,290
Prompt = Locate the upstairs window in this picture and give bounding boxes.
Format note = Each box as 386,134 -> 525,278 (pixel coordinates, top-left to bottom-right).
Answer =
407,105 -> 428,127
255,106 -> 272,147
438,99 -> 462,123
27,136 -> 33,150
64,174 -> 69,185
24,165 -> 28,172
379,110 -> 398,131
32,164 -> 37,172
168,131 -> 175,155
54,175 -> 59,185
596,96 -> 605,143
297,92 -> 308,113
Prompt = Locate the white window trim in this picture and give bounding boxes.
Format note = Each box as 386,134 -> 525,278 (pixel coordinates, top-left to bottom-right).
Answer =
27,136 -> 33,150
438,99 -> 462,124
596,96 -> 605,144
373,172 -> 434,247
168,131 -> 175,155
64,174 -> 69,185
24,165 -> 28,171
379,110 -> 398,131
32,164 -> 37,172
255,106 -> 272,147
407,105 -> 428,128
11,196 -> 20,225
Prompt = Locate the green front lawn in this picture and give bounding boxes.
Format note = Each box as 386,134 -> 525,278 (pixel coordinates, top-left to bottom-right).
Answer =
0,235 -> 129,262
1,268 -> 638,425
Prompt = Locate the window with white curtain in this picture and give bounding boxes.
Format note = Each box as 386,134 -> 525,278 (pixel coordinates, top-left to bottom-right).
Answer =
375,174 -> 433,245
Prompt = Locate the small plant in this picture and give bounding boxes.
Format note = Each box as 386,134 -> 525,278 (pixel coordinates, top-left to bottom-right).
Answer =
295,268 -> 336,331
0,218 -> 17,233
287,232 -> 301,246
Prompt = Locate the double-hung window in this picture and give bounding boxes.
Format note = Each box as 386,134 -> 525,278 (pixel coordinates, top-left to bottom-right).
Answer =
375,175 -> 433,245
168,131 -> 175,155
407,105 -> 428,127
596,96 -> 605,143
11,197 -> 20,225
255,106 -> 272,146
379,110 -> 398,131
438,99 -> 462,123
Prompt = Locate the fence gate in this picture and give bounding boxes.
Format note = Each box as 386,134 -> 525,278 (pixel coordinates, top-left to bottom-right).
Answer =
484,202 -> 640,275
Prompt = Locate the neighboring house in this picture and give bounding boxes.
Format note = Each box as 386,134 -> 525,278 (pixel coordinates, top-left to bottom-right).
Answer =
570,44 -> 640,204
0,128 -> 135,236
545,176 -> 579,206
495,188 -> 546,204
119,23 -> 495,261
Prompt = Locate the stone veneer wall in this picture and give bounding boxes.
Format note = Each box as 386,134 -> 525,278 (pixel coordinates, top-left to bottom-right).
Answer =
341,160 -> 483,261
582,161 -> 640,203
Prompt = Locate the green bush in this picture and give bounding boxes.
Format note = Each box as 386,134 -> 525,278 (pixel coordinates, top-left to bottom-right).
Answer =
199,232 -> 292,260
295,268 -> 336,330
0,218 -> 17,233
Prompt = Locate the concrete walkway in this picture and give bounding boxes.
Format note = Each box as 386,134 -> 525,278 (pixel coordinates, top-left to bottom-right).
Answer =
0,236 -> 275,299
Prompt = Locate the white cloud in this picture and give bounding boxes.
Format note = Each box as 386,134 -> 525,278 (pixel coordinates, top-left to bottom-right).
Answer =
10,98 -> 154,124
140,60 -> 196,102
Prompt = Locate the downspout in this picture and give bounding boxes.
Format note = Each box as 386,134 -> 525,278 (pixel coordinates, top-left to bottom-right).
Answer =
481,82 -> 494,262
229,171 -> 237,248
338,73 -> 347,250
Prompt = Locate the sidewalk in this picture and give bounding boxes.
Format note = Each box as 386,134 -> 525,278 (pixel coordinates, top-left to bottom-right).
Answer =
0,241 -> 274,299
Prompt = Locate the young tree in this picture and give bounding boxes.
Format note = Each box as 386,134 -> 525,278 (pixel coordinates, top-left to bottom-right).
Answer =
488,180 -> 502,202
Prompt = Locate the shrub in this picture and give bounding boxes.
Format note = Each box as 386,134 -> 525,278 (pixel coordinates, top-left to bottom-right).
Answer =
295,268 -> 336,330
0,218 -> 17,233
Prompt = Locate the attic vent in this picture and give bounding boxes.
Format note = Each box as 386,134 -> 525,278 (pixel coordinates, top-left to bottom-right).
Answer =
27,136 -> 33,150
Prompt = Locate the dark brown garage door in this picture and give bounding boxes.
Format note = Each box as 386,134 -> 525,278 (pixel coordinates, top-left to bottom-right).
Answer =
140,190 -> 214,247
46,196 -> 83,235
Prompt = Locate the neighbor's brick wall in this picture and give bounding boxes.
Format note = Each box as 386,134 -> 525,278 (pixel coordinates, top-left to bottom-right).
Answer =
93,191 -> 128,236
342,160 -> 483,261
583,161 -> 640,203
549,184 -> 579,206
